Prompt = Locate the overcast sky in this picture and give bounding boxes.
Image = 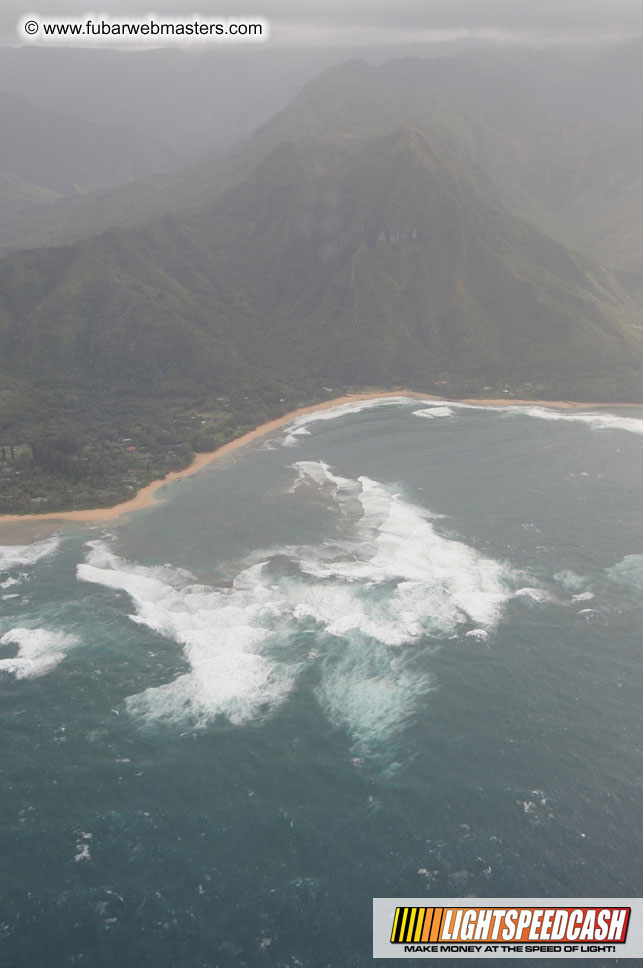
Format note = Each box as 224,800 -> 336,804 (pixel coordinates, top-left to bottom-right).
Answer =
5,0 -> 643,48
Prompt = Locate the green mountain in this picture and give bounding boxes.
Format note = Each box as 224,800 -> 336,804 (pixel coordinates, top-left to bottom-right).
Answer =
469,116 -> 643,272
2,52 -> 643,512
8,53 -> 643,275
1,122 -> 640,393
194,126 -> 643,386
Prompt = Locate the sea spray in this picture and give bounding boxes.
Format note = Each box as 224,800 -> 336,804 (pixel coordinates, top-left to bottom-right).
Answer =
78,463 -> 520,750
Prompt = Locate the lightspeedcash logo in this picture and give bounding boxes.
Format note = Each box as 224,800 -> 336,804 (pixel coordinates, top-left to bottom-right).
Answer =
373,898 -> 643,958
390,906 -> 629,945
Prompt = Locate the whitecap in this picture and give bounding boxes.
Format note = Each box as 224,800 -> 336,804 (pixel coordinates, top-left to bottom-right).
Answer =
413,406 -> 456,419
78,541 -> 298,728
77,464 -> 522,751
514,587 -> 553,604
280,396 -> 495,447
281,426 -> 311,448
74,836 -> 92,863
0,627 -> 78,679
284,463 -> 522,749
576,608 -> 603,623
505,406 -> 643,437
554,570 -> 588,593
316,643 -> 432,752
278,396 -> 423,446
292,463 -> 517,638
0,535 -> 60,572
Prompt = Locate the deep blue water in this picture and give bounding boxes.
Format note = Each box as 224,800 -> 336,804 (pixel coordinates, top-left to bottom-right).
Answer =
1,398 -> 642,967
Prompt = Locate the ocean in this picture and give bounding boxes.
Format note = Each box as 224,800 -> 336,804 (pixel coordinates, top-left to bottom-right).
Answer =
1,397 -> 642,967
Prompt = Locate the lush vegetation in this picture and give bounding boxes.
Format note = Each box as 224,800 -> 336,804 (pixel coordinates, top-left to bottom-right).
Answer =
0,375 -> 334,514
2,56 -> 643,514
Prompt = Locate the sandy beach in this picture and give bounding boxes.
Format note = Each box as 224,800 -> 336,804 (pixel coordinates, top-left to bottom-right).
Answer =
0,388 -> 639,539
0,390 -> 423,533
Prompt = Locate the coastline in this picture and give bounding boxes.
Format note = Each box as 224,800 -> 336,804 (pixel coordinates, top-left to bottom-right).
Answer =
0,390 -> 423,532
0,389 -> 640,537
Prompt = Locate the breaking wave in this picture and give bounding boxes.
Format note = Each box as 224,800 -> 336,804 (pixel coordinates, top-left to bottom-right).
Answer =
413,406 -> 456,419
77,463 -> 520,751
505,406 -> 643,437
77,544 -> 299,728
0,535 -> 60,572
0,627 -> 78,679
278,400 -> 642,451
289,462 -> 516,638
278,396 -> 423,447
282,426 -> 311,447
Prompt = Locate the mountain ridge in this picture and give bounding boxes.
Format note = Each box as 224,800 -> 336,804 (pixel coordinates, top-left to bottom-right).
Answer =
2,50 -> 643,513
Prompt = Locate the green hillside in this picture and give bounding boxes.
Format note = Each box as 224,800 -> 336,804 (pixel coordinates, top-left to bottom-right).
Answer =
2,55 -> 643,513
3,123 -> 639,391
8,54 -> 643,275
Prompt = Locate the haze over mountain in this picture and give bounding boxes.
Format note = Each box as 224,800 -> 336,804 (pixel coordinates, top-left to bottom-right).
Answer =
0,41 -> 489,163
2,56 -> 642,394
7,44 -> 643,276
2,40 -> 643,511
0,91 -> 177,222
0,41 -> 496,254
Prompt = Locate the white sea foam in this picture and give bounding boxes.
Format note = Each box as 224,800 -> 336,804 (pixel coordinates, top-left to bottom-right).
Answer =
0,535 -> 60,572
505,406 -> 643,437
282,426 -> 311,447
292,461 -> 516,640
606,554 -> 643,591
316,643 -> 432,752
77,463 -> 520,750
292,464 -> 522,748
281,400 -> 643,452
288,459 -> 361,500
279,396 -> 519,447
292,396 -> 414,425
278,396 -> 425,447
554,570 -> 588,593
514,587 -> 553,604
78,541 -> 298,728
413,406 -> 456,419
576,608 -> 602,623
74,832 -> 92,863
0,627 -> 78,679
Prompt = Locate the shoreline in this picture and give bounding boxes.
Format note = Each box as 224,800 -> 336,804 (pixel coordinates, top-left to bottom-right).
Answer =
0,389 -> 641,536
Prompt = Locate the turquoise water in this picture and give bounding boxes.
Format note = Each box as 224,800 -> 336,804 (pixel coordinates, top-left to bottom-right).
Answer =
1,398 -> 642,967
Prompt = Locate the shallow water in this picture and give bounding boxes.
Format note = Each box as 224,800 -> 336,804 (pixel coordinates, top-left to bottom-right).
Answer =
1,400 -> 642,967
